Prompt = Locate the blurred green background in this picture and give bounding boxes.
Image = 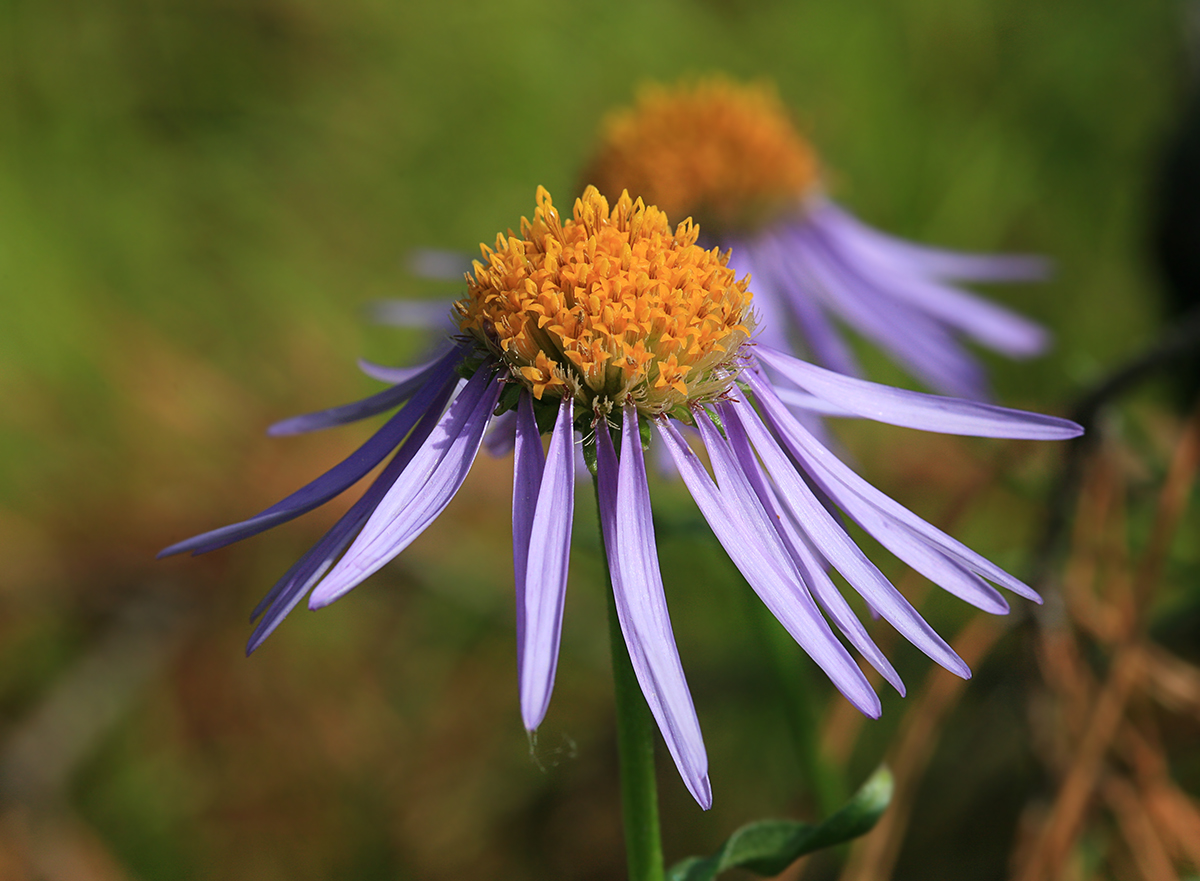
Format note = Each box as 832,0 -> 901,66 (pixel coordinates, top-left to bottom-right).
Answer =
0,0 -> 1191,878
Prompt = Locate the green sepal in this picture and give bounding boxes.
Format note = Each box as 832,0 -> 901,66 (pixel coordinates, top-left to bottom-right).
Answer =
665,766 -> 893,881
702,406 -> 725,437
581,434 -> 599,478
638,414 -> 653,451
493,381 -> 523,417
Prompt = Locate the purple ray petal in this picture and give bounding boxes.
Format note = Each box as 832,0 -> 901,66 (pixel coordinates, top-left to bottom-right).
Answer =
748,373 -> 1042,603
707,408 -> 905,695
807,206 -> 1049,357
726,243 -> 792,355
818,201 -> 1051,283
726,395 -> 971,679
245,385 -> 456,651
519,395 -> 576,730
770,386 -> 859,417
368,297 -> 457,330
357,343 -> 456,384
660,415 -> 885,713
596,406 -> 711,809
308,366 -> 502,608
485,408 -> 518,458
754,347 -> 1083,440
269,344 -> 465,436
511,393 -> 543,680
159,363 -> 462,559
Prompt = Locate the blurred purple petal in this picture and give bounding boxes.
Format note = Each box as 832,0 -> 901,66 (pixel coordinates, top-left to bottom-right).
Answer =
754,347 -> 1083,440
818,201 -> 1051,283
518,396 -> 575,730
308,367 -> 502,608
357,343 -> 456,384
485,408 -> 518,458
597,405 -> 711,809
368,297 -> 457,331
808,205 -> 1050,357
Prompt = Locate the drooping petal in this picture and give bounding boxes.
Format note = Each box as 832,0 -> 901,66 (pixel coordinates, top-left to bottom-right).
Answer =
660,415 -> 884,713
268,344 -> 465,436
159,360 -> 462,558
308,366 -> 502,608
596,406 -> 711,809
484,408 -> 518,457
726,395 -> 971,679
707,407 -> 905,695
754,347 -> 1083,440
518,395 -> 576,731
748,373 -> 1042,603
511,391 -> 543,678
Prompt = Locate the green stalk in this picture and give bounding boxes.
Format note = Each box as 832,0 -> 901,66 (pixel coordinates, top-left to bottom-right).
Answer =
594,474 -> 665,881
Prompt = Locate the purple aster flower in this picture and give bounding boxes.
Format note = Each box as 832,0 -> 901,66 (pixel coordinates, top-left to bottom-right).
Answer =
583,77 -> 1050,400
161,186 -> 1080,809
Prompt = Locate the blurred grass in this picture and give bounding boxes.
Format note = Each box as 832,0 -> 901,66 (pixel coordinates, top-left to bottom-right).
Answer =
0,0 -> 1192,878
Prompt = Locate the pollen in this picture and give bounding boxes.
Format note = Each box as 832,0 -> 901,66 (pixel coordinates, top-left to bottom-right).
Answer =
584,78 -> 820,234
456,186 -> 754,417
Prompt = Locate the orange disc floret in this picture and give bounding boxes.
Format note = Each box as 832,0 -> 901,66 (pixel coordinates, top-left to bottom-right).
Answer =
456,186 -> 754,417
584,77 -> 820,234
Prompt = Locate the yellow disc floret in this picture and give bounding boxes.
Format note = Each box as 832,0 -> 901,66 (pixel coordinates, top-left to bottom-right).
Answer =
585,77 -> 820,234
456,186 -> 754,418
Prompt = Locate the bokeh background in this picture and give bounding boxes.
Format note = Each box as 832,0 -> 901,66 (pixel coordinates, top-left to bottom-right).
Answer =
2,0 -> 1197,878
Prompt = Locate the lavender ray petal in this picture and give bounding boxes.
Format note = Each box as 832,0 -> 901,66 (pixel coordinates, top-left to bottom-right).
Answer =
771,386 -> 859,417
727,395 -> 970,679
158,365 -> 461,558
748,374 -> 1042,603
663,415 -> 883,713
485,408 -> 518,458
711,407 -> 904,695
519,395 -> 575,730
808,208 -> 1049,357
268,344 -> 464,436
599,405 -> 711,809
246,387 -> 454,650
307,367 -> 502,608
511,391 -> 544,679
357,343 -> 456,384
367,298 -> 457,330
754,347 -> 1083,440
819,201 -> 1051,283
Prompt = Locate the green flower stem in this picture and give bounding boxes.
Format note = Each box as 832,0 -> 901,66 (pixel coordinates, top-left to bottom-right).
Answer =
594,475 -> 665,881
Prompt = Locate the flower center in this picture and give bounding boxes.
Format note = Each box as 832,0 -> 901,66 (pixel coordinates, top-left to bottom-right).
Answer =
584,78 -> 820,235
456,186 -> 754,419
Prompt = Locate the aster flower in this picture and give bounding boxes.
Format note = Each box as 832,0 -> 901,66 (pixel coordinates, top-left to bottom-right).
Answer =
161,187 -> 1080,809
584,77 -> 1050,401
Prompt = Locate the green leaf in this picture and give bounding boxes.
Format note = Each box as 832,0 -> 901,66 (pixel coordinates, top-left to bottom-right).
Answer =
666,766 -> 893,881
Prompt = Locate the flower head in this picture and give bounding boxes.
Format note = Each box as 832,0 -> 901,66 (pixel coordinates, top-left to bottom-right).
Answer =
585,77 -> 1051,400
162,187 -> 1082,810
585,78 -> 819,234
457,186 -> 753,415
